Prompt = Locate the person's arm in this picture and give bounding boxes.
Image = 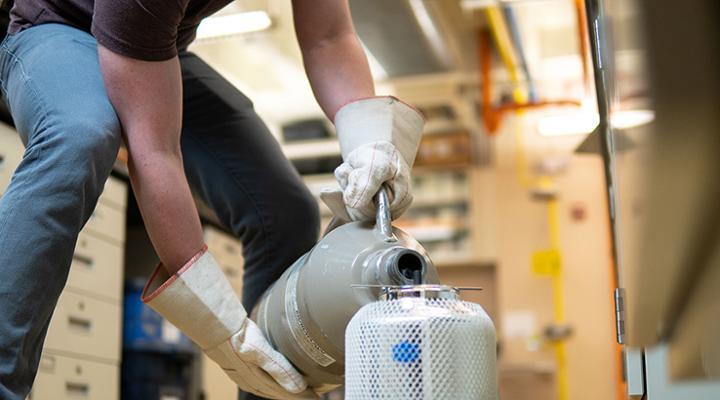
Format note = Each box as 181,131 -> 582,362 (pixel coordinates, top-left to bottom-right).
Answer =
292,0 -> 375,120
293,0 -> 425,221
97,47 -> 205,272
94,1 -> 311,397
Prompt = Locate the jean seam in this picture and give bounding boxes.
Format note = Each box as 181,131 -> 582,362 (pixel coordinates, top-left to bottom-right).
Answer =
183,133 -> 275,271
1,42 -> 53,147
0,46 -> 11,98
0,43 -> 50,251
0,34 -> 12,95
2,46 -> 46,114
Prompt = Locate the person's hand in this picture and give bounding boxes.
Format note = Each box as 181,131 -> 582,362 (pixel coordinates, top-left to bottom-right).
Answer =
332,96 -> 424,221
211,318 -> 319,399
142,249 -> 318,399
333,141 -> 411,220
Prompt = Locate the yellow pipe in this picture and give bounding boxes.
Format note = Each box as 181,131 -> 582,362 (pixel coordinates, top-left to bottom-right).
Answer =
485,6 -> 523,94
487,6 -> 531,186
553,339 -> 569,400
485,5 -> 528,106
487,7 -> 570,398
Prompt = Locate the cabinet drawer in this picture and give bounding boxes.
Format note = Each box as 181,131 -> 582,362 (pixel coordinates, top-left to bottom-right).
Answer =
99,177 -> 127,210
31,352 -> 118,400
0,124 -> 23,195
68,232 -> 124,302
84,201 -> 126,244
44,291 -> 121,362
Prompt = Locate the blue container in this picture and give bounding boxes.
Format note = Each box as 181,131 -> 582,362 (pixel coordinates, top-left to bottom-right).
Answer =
123,279 -> 195,355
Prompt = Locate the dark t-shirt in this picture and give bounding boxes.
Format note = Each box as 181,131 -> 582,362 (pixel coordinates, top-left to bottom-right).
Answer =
8,0 -> 232,61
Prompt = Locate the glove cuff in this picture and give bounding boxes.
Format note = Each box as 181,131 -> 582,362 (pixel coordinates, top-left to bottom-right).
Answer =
142,246 -> 246,350
334,96 -> 424,167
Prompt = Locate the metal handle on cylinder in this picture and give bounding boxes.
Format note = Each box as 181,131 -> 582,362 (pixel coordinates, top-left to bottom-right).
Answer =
375,185 -> 397,242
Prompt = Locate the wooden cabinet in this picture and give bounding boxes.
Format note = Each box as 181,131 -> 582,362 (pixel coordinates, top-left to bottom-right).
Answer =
31,176 -> 127,400
200,226 -> 245,400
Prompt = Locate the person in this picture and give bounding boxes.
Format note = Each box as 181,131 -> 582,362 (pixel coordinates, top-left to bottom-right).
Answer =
0,0 -> 424,399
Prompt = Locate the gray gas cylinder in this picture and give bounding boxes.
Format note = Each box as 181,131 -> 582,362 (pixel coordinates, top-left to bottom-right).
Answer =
345,285 -> 498,400
252,190 -> 440,392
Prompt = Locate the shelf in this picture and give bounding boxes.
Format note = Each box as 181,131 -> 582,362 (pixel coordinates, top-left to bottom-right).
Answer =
282,138 -> 340,160
498,361 -> 557,375
413,163 -> 473,173
302,173 -> 336,181
410,195 -> 468,209
423,120 -> 468,136
396,222 -> 468,242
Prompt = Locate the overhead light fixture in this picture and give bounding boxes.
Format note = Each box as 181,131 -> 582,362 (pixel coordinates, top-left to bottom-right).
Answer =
610,109 -> 655,129
461,0 -> 557,9
461,0 -> 497,9
538,108 -> 655,137
196,10 -> 272,39
538,111 -> 599,136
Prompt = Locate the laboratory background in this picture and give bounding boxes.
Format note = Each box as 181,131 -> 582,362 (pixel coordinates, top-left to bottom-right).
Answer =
0,0 -> 718,399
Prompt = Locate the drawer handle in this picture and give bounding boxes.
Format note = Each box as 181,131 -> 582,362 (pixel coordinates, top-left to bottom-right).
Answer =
66,382 -> 89,397
72,253 -> 94,268
68,316 -> 92,332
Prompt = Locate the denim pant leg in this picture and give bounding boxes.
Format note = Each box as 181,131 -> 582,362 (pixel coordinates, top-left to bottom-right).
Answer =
179,52 -> 320,311
0,24 -> 121,399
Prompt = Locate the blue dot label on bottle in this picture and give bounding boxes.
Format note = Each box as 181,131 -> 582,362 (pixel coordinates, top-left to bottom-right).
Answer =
392,341 -> 421,363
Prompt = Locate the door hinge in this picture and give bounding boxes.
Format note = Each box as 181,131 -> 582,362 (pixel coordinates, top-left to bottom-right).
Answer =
615,287 -> 626,344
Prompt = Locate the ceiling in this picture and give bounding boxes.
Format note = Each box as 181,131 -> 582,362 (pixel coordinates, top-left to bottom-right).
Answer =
188,0 -> 647,168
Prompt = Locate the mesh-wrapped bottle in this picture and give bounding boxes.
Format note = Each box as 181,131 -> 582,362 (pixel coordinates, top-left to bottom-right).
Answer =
345,285 -> 497,400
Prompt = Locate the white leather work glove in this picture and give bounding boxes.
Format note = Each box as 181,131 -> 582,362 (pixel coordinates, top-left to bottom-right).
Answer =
331,96 -> 424,221
142,247 -> 317,400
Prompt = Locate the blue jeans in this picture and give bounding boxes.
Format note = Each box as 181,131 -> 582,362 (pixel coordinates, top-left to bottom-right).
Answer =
0,23 -> 319,399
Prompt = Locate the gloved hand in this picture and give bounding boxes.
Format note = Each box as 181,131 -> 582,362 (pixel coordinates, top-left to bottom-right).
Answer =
210,319 -> 316,399
332,96 -> 424,221
142,247 -> 317,399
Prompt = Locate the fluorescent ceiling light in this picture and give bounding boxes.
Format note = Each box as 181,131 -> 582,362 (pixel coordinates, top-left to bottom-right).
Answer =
538,111 -> 599,136
538,109 -> 655,137
610,109 -> 655,129
461,0 -> 556,9
196,10 -> 272,39
461,0 -> 497,9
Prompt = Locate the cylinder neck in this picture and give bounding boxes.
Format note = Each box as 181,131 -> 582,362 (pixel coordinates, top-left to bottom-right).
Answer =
381,248 -> 428,286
